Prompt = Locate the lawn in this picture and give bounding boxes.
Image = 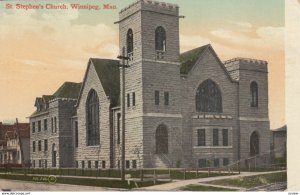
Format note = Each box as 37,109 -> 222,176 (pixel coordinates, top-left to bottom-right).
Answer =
0,173 -> 168,189
206,171 -> 287,189
180,184 -> 237,191
0,167 -> 236,180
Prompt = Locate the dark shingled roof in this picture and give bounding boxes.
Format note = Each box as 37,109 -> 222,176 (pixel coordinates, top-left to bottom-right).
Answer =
90,58 -> 120,107
53,82 -> 82,99
31,82 -> 82,117
180,44 -> 210,74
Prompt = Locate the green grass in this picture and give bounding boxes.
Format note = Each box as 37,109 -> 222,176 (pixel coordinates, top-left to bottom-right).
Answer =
181,184 -> 237,191
0,168 -> 236,180
206,171 -> 287,188
0,173 -> 168,189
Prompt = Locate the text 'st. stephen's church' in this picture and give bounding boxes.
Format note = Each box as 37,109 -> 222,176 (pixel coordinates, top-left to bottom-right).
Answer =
29,0 -> 270,169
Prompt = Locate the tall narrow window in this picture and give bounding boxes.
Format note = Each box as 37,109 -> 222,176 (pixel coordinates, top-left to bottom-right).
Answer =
132,160 -> 137,169
196,79 -> 222,113
32,141 -> 36,152
155,26 -> 166,51
117,113 -> 121,144
44,119 -> 47,131
75,121 -> 78,148
32,122 -> 35,133
155,124 -> 168,154
127,29 -> 133,60
86,89 -> 100,146
250,131 -> 259,156
164,92 -> 169,105
38,121 -> 41,132
95,161 -> 99,169
38,140 -> 41,151
132,92 -> 136,106
44,139 -> 48,151
127,93 -> 130,107
51,118 -> 53,132
82,161 -> 85,168
54,117 -> 57,133
222,129 -> 228,146
126,160 -> 130,169
213,129 -> 219,146
102,160 -> 106,168
197,129 -> 206,146
155,91 -> 159,105
250,81 -> 258,107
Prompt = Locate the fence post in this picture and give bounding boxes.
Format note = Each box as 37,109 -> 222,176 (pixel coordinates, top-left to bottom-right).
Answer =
153,169 -> 156,185
184,169 -> 186,180
238,161 -> 240,174
169,168 -> 171,179
196,168 -> 198,177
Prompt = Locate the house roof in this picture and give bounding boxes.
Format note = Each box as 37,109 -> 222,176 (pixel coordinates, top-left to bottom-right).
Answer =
271,125 -> 287,132
53,82 -> 82,99
180,44 -> 210,74
91,58 -> 120,107
31,82 -> 82,117
0,123 -> 30,141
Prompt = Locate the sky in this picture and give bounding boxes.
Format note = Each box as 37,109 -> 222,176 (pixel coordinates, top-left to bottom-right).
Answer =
0,0 -> 284,129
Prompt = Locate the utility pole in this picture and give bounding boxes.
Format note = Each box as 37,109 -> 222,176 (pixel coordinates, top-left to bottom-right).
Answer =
117,49 -> 130,181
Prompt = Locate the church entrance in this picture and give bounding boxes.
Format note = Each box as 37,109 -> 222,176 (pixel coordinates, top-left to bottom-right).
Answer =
250,131 -> 259,156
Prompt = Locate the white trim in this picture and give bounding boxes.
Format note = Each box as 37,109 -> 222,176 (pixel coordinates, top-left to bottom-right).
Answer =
239,117 -> 269,122
193,146 -> 233,149
142,58 -> 180,65
126,112 -> 182,119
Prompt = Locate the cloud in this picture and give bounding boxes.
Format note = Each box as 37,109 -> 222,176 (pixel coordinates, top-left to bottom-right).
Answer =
180,35 -> 210,52
211,26 -> 284,51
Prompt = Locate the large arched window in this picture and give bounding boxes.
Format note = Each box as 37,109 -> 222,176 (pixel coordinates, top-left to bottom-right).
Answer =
86,89 -> 100,146
196,79 -> 222,113
155,124 -> 168,154
250,81 -> 258,107
250,131 -> 259,156
127,29 -> 133,55
155,26 -> 166,51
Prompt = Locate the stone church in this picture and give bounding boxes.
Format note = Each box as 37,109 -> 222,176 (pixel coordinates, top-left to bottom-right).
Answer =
29,0 -> 271,169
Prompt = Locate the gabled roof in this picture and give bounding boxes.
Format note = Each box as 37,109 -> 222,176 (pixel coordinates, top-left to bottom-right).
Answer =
76,58 -> 120,108
179,44 -> 238,83
53,82 -> 82,99
180,44 -> 210,74
91,58 -> 120,106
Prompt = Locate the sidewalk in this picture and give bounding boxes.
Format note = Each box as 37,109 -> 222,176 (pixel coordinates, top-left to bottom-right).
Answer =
138,170 -> 286,191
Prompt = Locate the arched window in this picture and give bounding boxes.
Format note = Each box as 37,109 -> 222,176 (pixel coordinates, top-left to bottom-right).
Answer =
86,89 -> 100,146
196,79 -> 222,113
250,81 -> 258,107
155,124 -> 168,154
250,131 -> 259,156
127,29 -> 133,55
155,26 -> 166,51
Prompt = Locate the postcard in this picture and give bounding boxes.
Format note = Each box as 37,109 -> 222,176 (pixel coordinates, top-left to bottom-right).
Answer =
0,0 -> 295,192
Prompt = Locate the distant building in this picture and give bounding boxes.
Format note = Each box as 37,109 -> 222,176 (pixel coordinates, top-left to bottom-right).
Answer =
0,122 -> 30,166
29,0 -> 272,169
271,125 -> 287,160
